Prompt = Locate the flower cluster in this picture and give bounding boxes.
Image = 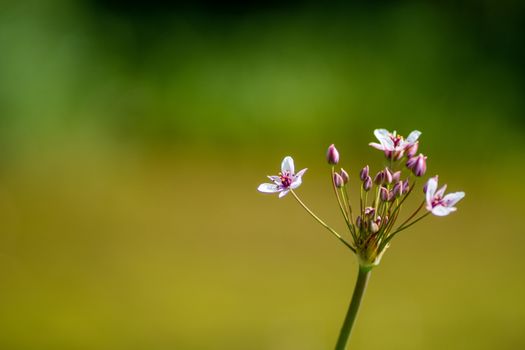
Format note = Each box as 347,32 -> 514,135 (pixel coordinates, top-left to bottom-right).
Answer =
258,128 -> 465,268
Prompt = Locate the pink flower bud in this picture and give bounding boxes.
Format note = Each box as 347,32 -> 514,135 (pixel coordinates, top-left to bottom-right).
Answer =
392,171 -> 401,183
340,168 -> 349,184
406,141 -> 419,158
370,221 -> 379,233
407,153 -> 427,177
380,186 -> 389,202
374,171 -> 384,185
384,167 -> 393,184
359,165 -> 369,181
356,216 -> 362,228
327,144 -> 339,165
403,179 -> 410,194
363,176 -> 372,191
393,181 -> 403,197
333,172 -> 344,188
364,207 -> 375,217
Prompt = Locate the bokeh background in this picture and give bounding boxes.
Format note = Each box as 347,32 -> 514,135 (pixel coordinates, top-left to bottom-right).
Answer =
0,1 -> 524,349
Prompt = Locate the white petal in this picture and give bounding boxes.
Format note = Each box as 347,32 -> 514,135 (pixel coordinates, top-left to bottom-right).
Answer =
369,142 -> 386,151
257,183 -> 280,193
267,175 -> 281,184
406,130 -> 421,144
279,189 -> 290,198
290,177 -> 302,189
425,177 -> 438,205
374,129 -> 391,140
379,136 -> 395,150
431,205 -> 456,216
295,168 -> 308,178
281,156 -> 295,174
443,192 -> 465,207
373,129 -> 395,151
436,184 -> 448,198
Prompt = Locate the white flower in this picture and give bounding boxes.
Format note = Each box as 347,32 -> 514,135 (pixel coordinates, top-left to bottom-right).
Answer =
257,156 -> 307,198
369,129 -> 421,159
425,177 -> 465,216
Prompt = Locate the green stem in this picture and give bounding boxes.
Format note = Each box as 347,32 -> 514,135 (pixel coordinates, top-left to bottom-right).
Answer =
290,190 -> 356,253
334,265 -> 372,350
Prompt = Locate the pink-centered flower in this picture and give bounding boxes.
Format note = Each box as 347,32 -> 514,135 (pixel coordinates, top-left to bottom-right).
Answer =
425,177 -> 465,216
369,129 -> 421,159
258,156 -> 307,198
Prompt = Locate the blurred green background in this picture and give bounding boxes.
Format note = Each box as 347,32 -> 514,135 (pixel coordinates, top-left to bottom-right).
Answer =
0,1 -> 524,349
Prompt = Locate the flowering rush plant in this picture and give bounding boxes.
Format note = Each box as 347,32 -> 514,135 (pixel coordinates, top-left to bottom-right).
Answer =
258,128 -> 465,350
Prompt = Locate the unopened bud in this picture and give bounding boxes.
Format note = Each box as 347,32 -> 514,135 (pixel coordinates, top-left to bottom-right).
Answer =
403,179 -> 410,194
392,171 -> 401,183
356,216 -> 362,228
359,165 -> 369,181
380,186 -> 389,202
363,176 -> 372,191
393,181 -> 403,197
340,168 -> 349,184
370,221 -> 379,233
407,153 -> 427,177
327,144 -> 340,165
374,171 -> 384,185
406,141 -> 419,158
384,168 -> 393,184
364,207 -> 375,217
333,173 -> 344,188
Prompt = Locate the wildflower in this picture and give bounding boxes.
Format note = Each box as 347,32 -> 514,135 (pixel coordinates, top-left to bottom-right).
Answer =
369,129 -> 421,159
258,156 -> 307,198
425,177 -> 465,216
327,144 -> 340,165
257,128 -> 465,350
406,153 -> 427,177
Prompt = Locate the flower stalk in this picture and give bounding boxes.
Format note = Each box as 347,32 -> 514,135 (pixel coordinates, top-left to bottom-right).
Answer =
335,265 -> 372,350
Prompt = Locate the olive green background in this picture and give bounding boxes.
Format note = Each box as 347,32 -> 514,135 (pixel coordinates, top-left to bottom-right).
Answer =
0,1 -> 524,349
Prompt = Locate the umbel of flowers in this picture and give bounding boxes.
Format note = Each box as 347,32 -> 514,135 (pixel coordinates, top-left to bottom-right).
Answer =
257,128 -> 465,350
